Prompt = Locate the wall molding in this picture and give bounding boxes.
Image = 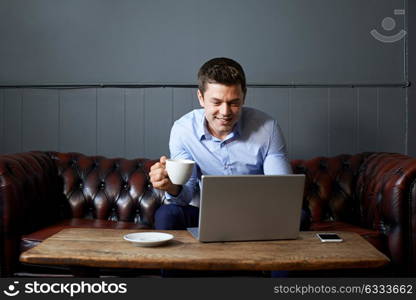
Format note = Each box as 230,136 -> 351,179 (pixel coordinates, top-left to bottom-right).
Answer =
0,82 -> 411,89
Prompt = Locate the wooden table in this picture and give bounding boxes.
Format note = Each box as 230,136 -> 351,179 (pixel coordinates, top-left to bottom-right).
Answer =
20,228 -> 389,271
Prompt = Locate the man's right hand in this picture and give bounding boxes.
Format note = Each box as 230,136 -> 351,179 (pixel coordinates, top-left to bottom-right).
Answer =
149,156 -> 181,196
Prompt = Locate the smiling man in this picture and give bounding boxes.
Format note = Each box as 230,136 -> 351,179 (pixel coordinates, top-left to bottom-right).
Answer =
149,57 -> 309,230
198,82 -> 243,140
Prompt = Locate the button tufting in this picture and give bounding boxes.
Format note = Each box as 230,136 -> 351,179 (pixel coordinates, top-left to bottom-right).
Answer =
5,164 -> 13,174
394,168 -> 404,176
296,165 -> 306,173
309,182 -> 320,194
342,161 -> 350,169
319,160 -> 327,170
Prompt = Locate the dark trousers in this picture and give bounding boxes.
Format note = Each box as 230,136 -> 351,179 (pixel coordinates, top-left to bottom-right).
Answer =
155,204 -> 311,231
154,204 -> 199,230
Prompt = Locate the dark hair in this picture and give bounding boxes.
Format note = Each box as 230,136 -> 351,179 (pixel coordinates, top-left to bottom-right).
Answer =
197,57 -> 246,95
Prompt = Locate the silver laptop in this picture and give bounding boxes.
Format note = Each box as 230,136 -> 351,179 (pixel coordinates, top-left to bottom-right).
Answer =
187,174 -> 305,242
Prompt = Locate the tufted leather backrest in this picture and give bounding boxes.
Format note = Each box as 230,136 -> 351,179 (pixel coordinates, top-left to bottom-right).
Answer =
355,153 -> 416,229
0,151 -> 66,275
292,152 -> 416,272
1,151 -> 416,275
0,152 -> 64,235
291,153 -> 371,224
47,152 -> 162,227
355,152 -> 416,271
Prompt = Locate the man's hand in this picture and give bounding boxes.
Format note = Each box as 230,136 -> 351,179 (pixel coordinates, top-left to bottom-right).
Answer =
149,156 -> 181,196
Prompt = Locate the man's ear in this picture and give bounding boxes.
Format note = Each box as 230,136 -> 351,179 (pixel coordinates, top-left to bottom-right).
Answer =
197,89 -> 205,108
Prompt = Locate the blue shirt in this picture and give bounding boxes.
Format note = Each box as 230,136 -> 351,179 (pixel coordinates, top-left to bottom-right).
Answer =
166,107 -> 292,206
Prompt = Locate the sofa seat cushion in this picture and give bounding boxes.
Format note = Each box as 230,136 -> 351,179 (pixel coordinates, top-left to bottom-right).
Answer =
21,218 -> 149,252
310,221 -> 388,255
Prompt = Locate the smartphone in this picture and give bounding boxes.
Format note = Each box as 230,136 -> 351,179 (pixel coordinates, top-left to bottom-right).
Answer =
316,233 -> 343,242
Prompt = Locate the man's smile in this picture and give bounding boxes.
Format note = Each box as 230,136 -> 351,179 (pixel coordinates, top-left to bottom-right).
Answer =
216,117 -> 233,125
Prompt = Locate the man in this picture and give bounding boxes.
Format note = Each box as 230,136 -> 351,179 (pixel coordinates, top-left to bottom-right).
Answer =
149,57 -> 310,231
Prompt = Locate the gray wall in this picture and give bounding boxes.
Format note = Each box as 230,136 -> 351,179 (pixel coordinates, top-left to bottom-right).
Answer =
0,0 -> 412,159
408,0 -> 416,156
0,86 -> 406,160
0,0 -> 406,85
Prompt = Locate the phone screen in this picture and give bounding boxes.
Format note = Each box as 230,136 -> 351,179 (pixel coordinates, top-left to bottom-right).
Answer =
316,233 -> 343,242
318,234 -> 341,240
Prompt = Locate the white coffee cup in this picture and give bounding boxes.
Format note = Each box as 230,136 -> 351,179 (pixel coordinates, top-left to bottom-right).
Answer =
165,159 -> 195,185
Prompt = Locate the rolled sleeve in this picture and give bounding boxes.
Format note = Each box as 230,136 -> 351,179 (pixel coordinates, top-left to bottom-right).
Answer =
165,122 -> 198,205
263,121 -> 292,175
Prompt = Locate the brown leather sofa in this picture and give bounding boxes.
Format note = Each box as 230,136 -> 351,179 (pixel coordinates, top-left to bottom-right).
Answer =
0,151 -> 415,277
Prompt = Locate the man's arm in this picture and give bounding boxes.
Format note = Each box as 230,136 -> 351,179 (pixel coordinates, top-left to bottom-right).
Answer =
164,122 -> 198,206
149,156 -> 197,207
263,120 -> 292,175
263,120 -> 311,229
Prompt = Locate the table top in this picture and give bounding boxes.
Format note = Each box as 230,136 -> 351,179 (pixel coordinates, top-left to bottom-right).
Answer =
20,228 -> 390,271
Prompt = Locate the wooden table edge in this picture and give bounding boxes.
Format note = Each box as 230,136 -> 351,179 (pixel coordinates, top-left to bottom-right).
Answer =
19,229 -> 391,272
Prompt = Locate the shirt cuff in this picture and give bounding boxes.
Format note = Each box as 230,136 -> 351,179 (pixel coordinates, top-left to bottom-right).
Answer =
164,186 -> 188,205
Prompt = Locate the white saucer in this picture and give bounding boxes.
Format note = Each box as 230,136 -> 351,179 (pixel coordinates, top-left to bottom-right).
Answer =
123,232 -> 174,247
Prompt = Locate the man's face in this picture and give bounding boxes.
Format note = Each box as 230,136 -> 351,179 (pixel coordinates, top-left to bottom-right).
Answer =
197,82 -> 245,140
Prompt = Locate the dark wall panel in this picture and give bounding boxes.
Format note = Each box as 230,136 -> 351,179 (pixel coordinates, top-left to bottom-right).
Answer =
329,88 -> 358,156
291,88 -> 329,159
97,88 -> 124,157
21,89 -> 59,152
408,0 -> 416,157
0,90 -> 3,154
125,88 -> 145,158
143,88 -> 172,158
2,89 -> 22,154
378,87 -> 406,153
173,88 -> 195,122
357,88 -> 379,152
0,86 -> 408,160
60,89 -> 97,155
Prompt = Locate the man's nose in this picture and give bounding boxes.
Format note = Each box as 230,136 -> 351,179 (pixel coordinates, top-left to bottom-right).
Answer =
219,103 -> 231,115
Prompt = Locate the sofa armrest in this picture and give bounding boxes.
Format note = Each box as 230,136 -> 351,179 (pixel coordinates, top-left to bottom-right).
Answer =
356,152 -> 416,273
0,151 -> 64,276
